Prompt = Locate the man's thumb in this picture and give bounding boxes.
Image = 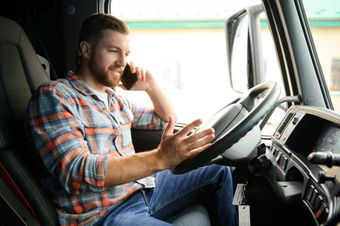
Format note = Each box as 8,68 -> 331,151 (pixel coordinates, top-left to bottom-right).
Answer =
163,115 -> 175,136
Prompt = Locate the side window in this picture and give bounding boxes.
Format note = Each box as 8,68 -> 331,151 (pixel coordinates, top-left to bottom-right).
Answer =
302,0 -> 340,113
259,12 -> 287,136
261,16 -> 284,94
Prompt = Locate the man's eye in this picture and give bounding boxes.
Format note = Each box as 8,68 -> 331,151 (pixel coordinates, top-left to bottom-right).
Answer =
109,49 -> 118,52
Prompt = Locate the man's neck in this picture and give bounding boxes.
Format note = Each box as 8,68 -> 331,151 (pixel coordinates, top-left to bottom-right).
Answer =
77,66 -> 107,93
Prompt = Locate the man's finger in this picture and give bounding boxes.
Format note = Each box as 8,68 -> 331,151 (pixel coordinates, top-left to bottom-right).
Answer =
177,119 -> 203,137
163,115 -> 175,137
184,128 -> 215,145
187,133 -> 215,150
187,143 -> 213,158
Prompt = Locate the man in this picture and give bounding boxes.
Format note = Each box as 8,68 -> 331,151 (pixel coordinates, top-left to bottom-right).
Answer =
25,13 -> 237,226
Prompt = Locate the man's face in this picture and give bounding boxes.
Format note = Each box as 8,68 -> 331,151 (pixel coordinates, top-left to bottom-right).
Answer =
87,29 -> 130,88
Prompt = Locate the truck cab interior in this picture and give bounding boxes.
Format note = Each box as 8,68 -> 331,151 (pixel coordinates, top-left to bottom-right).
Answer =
1,0 -> 340,226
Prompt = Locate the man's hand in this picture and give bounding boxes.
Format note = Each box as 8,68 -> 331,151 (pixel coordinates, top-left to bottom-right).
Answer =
120,61 -> 176,122
157,115 -> 215,169
104,116 -> 214,186
126,62 -> 156,91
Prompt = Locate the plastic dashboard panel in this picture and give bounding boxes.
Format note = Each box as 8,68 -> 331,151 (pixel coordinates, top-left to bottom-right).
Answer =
269,105 -> 340,225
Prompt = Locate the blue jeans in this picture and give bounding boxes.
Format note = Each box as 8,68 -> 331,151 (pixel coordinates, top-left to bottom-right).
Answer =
97,164 -> 237,226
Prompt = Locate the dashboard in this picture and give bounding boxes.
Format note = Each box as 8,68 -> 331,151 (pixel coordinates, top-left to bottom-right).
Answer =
268,105 -> 340,225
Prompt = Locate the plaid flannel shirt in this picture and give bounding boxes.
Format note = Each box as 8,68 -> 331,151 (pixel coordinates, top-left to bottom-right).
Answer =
25,74 -> 165,226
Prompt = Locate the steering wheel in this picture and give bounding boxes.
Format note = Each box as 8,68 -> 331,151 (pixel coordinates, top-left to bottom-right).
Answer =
172,81 -> 280,174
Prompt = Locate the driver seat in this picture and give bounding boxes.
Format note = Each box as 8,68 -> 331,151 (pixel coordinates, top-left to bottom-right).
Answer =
0,16 -> 211,225
0,16 -> 57,225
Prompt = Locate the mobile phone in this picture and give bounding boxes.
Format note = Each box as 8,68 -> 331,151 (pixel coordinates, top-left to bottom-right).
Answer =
121,64 -> 138,90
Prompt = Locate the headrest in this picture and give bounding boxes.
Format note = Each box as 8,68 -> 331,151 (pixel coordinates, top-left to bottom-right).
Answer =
0,16 -> 49,91
0,17 -> 50,149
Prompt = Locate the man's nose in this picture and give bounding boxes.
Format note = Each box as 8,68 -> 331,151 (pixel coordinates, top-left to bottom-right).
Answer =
118,53 -> 127,67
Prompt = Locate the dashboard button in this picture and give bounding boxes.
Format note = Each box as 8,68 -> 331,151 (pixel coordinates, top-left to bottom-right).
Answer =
306,184 -> 314,203
292,116 -> 299,125
310,189 -> 318,209
316,202 -> 329,224
313,195 -> 323,211
279,154 -> 288,170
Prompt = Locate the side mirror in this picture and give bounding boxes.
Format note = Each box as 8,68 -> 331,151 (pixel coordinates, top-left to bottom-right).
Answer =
225,4 -> 264,93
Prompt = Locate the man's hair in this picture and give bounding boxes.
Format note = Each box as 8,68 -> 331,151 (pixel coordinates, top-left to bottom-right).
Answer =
76,13 -> 129,67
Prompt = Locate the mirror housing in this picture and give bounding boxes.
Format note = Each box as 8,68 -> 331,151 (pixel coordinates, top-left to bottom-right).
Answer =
225,4 -> 265,92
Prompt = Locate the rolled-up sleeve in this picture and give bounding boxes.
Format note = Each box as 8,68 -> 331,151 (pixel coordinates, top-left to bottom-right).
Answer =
27,83 -> 108,194
125,98 -> 167,130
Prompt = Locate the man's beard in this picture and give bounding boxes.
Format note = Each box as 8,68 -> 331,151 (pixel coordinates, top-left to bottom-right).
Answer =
88,56 -> 121,88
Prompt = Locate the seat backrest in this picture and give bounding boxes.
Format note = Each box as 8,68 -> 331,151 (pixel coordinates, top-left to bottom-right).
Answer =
0,16 -> 58,225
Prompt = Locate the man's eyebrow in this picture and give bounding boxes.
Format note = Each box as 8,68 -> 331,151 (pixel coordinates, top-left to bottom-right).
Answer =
106,44 -> 119,49
106,44 -> 130,54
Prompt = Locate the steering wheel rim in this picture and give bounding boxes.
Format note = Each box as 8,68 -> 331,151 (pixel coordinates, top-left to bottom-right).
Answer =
172,81 -> 280,174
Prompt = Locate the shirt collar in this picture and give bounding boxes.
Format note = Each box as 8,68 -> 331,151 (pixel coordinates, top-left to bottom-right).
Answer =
66,73 -> 115,96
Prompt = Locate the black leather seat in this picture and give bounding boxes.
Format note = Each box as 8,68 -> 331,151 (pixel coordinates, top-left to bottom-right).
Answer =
0,16 -> 58,225
0,16 -> 211,226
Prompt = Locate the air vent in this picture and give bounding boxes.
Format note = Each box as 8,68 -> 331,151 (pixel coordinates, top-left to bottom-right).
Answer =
275,112 -> 294,139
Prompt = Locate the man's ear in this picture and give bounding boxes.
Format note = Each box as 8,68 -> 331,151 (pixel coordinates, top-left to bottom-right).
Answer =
80,41 -> 91,59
